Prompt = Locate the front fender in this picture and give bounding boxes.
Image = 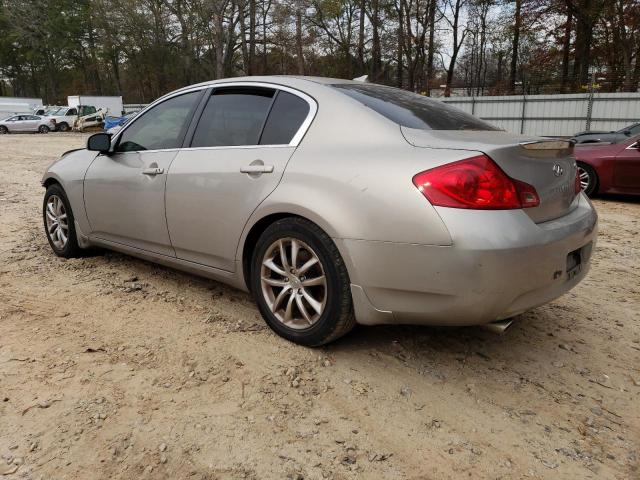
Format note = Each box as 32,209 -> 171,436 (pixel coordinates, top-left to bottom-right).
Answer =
42,149 -> 98,235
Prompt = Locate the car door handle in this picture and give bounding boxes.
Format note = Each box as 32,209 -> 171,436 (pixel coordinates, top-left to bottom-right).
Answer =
142,167 -> 164,176
240,165 -> 274,174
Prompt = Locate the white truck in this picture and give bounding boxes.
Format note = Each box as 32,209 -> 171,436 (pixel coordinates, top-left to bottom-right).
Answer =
67,96 -> 123,116
0,96 -> 43,119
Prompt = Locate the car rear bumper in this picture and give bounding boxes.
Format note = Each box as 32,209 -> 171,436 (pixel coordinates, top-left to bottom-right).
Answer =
339,194 -> 598,326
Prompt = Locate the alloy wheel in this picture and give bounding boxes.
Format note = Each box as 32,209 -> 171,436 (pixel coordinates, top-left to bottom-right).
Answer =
260,238 -> 327,330
577,165 -> 591,191
45,195 -> 69,250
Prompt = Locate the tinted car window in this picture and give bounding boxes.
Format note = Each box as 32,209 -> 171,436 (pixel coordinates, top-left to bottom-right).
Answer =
117,91 -> 200,152
332,83 -> 499,131
67,108 -> 77,116
627,124 -> 640,135
191,88 -> 274,148
260,91 -> 310,145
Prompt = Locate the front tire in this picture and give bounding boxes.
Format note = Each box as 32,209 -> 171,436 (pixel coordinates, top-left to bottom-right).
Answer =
43,184 -> 82,258
39,125 -> 50,134
577,162 -> 598,197
251,217 -> 355,346
0,126 -> 8,134
58,122 -> 69,132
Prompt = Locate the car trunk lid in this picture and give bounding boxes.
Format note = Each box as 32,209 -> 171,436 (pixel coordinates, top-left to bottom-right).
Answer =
401,127 -> 579,223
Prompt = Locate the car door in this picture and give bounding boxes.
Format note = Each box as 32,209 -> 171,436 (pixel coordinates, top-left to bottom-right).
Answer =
3,116 -> 19,131
24,115 -> 40,131
165,85 -> 315,271
83,89 -> 204,256
612,138 -> 640,190
11,115 -> 29,132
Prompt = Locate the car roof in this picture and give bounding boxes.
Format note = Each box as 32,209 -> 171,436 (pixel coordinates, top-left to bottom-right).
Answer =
172,75 -> 361,94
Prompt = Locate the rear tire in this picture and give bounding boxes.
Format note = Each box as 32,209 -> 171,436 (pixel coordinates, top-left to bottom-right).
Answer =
577,162 -> 598,197
58,122 -> 69,132
0,126 -> 7,134
39,125 -> 50,134
43,184 -> 82,258
251,217 -> 355,346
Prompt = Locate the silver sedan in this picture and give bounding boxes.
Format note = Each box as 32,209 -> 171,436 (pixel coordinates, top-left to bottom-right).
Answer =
41,76 -> 598,346
1,114 -> 55,133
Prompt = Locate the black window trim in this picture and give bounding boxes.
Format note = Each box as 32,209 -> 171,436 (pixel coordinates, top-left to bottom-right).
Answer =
109,82 -> 317,154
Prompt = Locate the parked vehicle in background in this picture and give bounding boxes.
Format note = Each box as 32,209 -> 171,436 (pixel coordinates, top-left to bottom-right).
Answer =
75,109 -> 107,132
47,105 -> 103,132
572,122 -> 640,144
574,134 -> 640,197
105,112 -> 137,134
68,96 -> 123,116
0,96 -> 43,119
41,76 -> 597,346
0,114 -> 55,133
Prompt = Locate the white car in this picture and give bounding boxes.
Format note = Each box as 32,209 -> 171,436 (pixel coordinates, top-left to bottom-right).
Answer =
0,114 -> 55,134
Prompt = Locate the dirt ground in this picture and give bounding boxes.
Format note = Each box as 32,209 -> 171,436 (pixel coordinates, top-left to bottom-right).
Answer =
0,133 -> 638,480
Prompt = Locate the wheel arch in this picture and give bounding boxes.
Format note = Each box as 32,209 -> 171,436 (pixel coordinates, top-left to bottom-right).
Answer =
43,176 -> 62,189
239,208 -> 349,293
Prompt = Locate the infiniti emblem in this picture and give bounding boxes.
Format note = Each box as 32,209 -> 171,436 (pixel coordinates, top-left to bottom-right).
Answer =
552,164 -> 564,177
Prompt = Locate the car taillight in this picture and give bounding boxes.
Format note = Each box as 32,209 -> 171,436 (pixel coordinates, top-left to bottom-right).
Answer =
412,154 -> 540,210
574,169 -> 581,194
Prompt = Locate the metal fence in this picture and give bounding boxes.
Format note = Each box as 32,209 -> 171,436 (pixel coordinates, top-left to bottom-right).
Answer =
441,92 -> 640,137
123,103 -> 147,114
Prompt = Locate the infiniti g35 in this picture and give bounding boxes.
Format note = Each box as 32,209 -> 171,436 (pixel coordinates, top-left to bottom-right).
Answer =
41,76 -> 598,346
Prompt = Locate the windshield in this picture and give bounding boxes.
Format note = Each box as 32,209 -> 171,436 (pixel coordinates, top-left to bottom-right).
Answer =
45,107 -> 63,115
332,83 -> 499,131
617,123 -> 640,135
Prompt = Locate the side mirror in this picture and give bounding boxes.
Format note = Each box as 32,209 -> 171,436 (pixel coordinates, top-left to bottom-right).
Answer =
623,130 -> 632,136
87,133 -> 112,153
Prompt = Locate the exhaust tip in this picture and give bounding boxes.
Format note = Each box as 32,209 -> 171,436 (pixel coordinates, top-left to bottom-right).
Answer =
482,319 -> 515,335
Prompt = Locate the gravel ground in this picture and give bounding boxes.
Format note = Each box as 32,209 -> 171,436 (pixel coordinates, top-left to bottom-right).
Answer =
0,133 -> 639,480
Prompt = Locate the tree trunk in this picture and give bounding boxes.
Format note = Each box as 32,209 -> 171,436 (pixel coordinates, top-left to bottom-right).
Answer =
426,0 -> 436,95
561,2 -> 572,92
295,5 -> 305,75
370,0 -> 382,81
249,0 -> 256,74
397,0 -> 404,88
214,9 -> 225,79
509,0 -> 522,93
358,0 -> 365,72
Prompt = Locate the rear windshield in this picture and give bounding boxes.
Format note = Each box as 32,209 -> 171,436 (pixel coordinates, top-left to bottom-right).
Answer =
332,83 -> 499,131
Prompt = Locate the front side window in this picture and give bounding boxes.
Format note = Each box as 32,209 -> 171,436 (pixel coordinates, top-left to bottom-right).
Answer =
332,83 -> 499,131
67,108 -> 77,116
191,88 -> 274,148
117,91 -> 200,152
260,91 -> 310,145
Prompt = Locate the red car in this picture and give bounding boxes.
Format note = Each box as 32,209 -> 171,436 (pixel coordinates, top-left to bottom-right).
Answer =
574,134 -> 640,197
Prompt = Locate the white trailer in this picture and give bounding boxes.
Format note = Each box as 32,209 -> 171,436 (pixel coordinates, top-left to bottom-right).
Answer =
0,96 -> 43,119
67,95 -> 123,116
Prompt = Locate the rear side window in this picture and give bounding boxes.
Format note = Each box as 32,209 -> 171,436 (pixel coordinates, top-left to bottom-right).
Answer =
260,91 -> 310,145
116,91 -> 201,152
191,88 -> 274,148
332,83 -> 498,131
